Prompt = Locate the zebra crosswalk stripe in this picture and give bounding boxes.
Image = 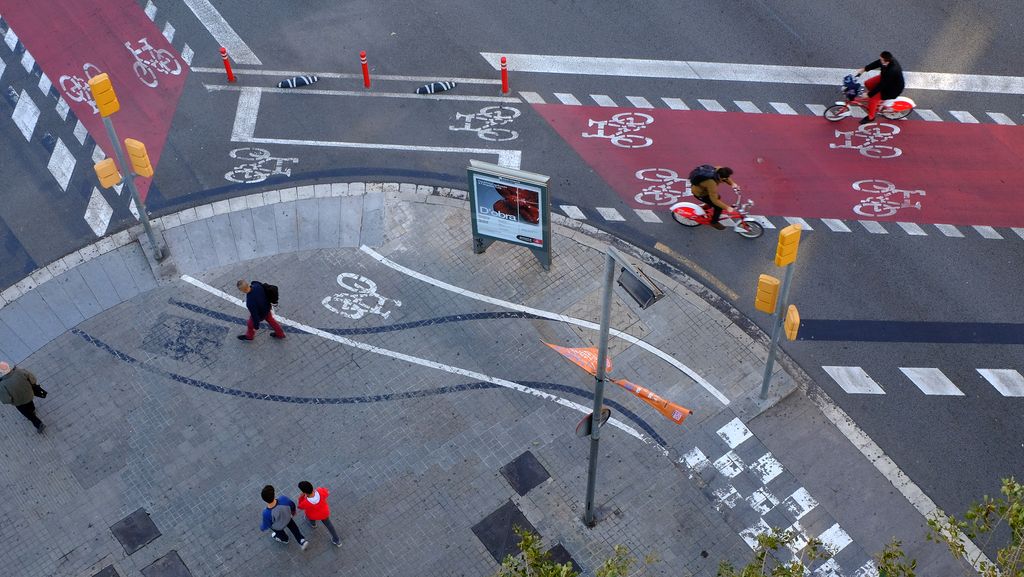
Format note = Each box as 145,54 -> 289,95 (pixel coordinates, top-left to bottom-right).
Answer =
634,209 -> 662,223
626,96 -> 654,108
661,97 -> 688,110
12,89 -> 40,141
899,367 -> 965,396
805,104 -> 826,116
977,369 -> 1024,397
519,91 -> 545,104
896,222 -> 927,235
595,207 -> 625,221
770,102 -> 798,115
950,110 -> 980,123
735,100 -> 762,113
698,99 -> 726,112
1013,227 -> 1024,240
823,366 -> 885,394
859,220 -> 887,234
972,225 -> 1003,239
914,109 -> 943,121
559,205 -> 586,220
934,224 -> 964,237
553,93 -> 581,105
591,94 -> 617,107
783,217 -> 812,230
749,215 -> 776,229
820,219 -> 851,232
987,112 -> 1015,125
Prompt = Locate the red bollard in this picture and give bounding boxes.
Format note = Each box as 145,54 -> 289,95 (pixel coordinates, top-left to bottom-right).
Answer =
500,56 -> 509,94
220,47 -> 236,83
360,51 -> 370,88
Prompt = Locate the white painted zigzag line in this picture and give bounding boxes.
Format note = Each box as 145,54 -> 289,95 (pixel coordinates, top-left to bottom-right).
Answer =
360,245 -> 730,406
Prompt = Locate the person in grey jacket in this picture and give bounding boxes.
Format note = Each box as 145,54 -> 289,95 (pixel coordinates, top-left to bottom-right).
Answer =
0,361 -> 45,434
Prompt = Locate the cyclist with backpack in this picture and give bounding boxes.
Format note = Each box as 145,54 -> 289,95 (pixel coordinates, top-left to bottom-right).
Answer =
689,165 -> 740,230
855,51 -> 905,125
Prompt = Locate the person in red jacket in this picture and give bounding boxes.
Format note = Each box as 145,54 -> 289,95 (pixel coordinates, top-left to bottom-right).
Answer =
297,481 -> 341,547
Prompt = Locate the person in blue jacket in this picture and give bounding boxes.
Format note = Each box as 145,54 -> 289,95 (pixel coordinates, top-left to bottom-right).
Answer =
260,485 -> 308,549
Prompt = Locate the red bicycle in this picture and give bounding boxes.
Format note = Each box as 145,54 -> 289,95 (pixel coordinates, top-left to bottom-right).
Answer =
669,189 -> 764,238
824,74 -> 915,122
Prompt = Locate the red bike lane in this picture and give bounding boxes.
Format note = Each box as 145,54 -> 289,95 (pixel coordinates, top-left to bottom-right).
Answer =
3,0 -> 189,202
535,105 -> 1024,228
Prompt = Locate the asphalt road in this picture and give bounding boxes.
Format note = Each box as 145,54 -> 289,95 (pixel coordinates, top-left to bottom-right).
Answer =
1,0 -> 1022,557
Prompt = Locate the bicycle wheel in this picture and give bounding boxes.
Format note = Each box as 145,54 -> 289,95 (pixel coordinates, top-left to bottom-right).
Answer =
859,146 -> 902,159
337,273 -> 377,294
59,76 -> 87,102
133,61 -> 158,87
634,189 -> 680,206
156,49 -> 182,75
230,147 -> 271,161
851,179 -> 894,194
611,112 -> 654,127
734,220 -> 764,239
477,128 -> 518,142
635,168 -> 679,182
853,203 -> 897,218
610,134 -> 652,149
881,107 -> 912,120
823,104 -> 851,121
672,208 -> 701,227
479,105 -> 520,121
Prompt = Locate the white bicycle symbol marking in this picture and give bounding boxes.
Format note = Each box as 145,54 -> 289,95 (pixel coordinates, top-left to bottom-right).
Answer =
322,273 -> 402,320
126,37 -> 181,88
58,63 -> 103,114
582,112 -> 654,148
449,105 -> 520,141
634,168 -> 691,206
831,122 -> 902,159
224,148 -> 298,184
851,179 -> 925,218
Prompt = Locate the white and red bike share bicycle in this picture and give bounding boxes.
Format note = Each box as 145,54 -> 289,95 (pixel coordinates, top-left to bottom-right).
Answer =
669,188 -> 764,238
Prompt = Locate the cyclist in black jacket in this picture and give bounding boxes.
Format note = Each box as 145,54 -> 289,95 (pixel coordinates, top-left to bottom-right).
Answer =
855,51 -> 905,125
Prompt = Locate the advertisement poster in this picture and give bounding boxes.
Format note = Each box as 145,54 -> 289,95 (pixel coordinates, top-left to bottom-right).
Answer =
471,174 -> 545,246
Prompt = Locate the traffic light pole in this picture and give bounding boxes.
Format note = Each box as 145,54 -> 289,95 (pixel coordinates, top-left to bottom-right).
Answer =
583,249 -> 615,527
759,263 -> 794,399
99,117 -> 163,260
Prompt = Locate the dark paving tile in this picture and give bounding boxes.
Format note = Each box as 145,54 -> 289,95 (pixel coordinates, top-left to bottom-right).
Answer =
110,508 -> 161,556
547,543 -> 583,574
92,566 -> 121,577
499,450 -> 550,496
471,499 -> 538,563
141,551 -> 192,577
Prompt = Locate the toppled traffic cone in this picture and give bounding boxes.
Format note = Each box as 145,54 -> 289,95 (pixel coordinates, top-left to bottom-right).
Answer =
277,75 -> 319,88
415,81 -> 457,94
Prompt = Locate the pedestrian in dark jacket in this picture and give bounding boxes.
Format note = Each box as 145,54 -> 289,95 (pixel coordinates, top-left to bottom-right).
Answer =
237,280 -> 286,341
856,50 -> 905,124
0,361 -> 46,434
260,485 -> 308,549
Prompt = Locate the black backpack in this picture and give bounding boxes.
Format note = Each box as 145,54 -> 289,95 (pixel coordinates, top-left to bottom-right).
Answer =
688,164 -> 718,186
261,282 -> 279,305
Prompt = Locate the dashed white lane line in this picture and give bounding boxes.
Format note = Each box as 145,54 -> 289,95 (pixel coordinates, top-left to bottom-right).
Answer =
977,369 -> 1024,397
987,112 -> 1015,125
560,205 -> 586,219
20,49 -> 34,73
804,103 -> 826,116
769,102 -> 798,115
180,275 -> 655,446
591,94 -> 617,107
859,220 -> 887,234
181,0 -> 262,65
207,83 -> 520,104
661,97 -> 688,110
4,27 -> 20,50
735,100 -> 761,113
12,89 -> 40,141
634,209 -> 662,223
914,108 -> 943,121
626,95 -> 654,108
783,217 -> 812,230
519,91 -> 545,104
822,366 -> 885,394
554,92 -> 581,105
1013,228 -> 1024,240
0,58 -> 5,81
162,21 -> 175,44
37,72 -> 50,96
144,0 -> 157,19
595,207 -> 625,221
950,110 -> 980,123
934,224 -> 964,237
899,367 -> 965,396
84,187 -> 113,236
47,138 -> 75,191
698,99 -> 726,112
972,225 -> 1003,239
896,222 -> 927,236
820,219 -> 851,232
361,245 -> 730,405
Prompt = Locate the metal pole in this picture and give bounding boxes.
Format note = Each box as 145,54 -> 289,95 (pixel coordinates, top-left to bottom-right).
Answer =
100,117 -> 163,260
759,263 -> 794,399
584,249 -> 616,526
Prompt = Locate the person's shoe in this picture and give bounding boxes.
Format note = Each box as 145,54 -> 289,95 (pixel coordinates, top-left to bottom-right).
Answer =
271,535 -> 286,543
710,222 -> 726,230
308,519 -> 317,527
35,423 -> 46,434
237,335 -> 253,341
299,539 -> 309,550
332,540 -> 342,548
271,333 -> 286,339
859,116 -> 874,125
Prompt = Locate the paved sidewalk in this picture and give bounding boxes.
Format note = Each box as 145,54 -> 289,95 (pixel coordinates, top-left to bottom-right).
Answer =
0,183 -> 954,577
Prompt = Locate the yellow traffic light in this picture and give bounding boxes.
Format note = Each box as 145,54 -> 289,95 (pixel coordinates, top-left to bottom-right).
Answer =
88,73 -> 120,117
124,138 -> 154,178
754,274 -> 780,314
775,224 -> 801,266
94,158 -> 122,188
784,305 -> 800,340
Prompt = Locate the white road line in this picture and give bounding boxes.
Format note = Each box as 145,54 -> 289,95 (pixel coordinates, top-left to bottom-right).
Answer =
896,222 -> 927,236
55,97 -> 69,121
144,0 -> 157,19
934,224 -> 964,237
192,66 -> 501,85
47,138 -> 75,191
206,83 -> 521,104
735,100 -> 761,113
181,44 -> 195,66
361,246 -> 730,405
84,187 -> 113,236
973,225 -> 1003,239
181,0 -> 262,65
822,366 -> 885,394
661,97 -> 688,110
479,53 -> 1024,95
820,219 -> 851,232
634,209 -> 662,223
717,418 -> 753,449
987,112 -> 1015,125
626,95 -> 654,108
73,120 -> 88,145
591,94 -> 617,107
554,92 -> 582,105
230,87 -> 260,140
899,368 -> 965,396
748,215 -> 776,229
977,369 -> 1024,397
1012,227 -> 1024,240
162,21 -> 175,44
783,217 -> 812,230
818,524 -> 853,555
4,27 -> 19,50
519,91 -> 545,104
37,73 -> 51,96
914,109 -> 943,121
805,104 -> 826,116
950,110 -> 979,123
180,275 -> 653,445
0,59 -> 5,82
12,89 -> 39,141
596,207 -> 625,221
859,220 -> 887,234
560,205 -> 586,219
770,102 -> 798,115
20,49 -> 34,73
698,99 -> 726,112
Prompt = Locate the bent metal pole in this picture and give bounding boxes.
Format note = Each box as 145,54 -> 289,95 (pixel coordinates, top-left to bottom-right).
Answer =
99,117 -> 163,260
583,249 -> 615,527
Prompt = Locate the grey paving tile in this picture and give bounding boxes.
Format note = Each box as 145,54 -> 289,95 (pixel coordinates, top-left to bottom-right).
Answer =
6,290 -> 65,348
95,251 -> 140,302
34,276 -> 86,329
273,202 -> 298,253
360,192 -> 384,247
53,268 -> 105,320
163,226 -> 199,276
228,210 -> 259,262
250,204 -> 279,258
339,195 -> 364,247
77,259 -> 121,310
206,213 -> 240,267
296,198 -> 319,250
182,220 -> 219,273
119,244 -> 159,292
317,197 -> 342,249
0,316 -> 31,363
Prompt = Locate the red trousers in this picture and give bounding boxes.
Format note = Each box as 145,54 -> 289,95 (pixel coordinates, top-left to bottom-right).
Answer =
864,76 -> 882,120
247,311 -> 285,338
